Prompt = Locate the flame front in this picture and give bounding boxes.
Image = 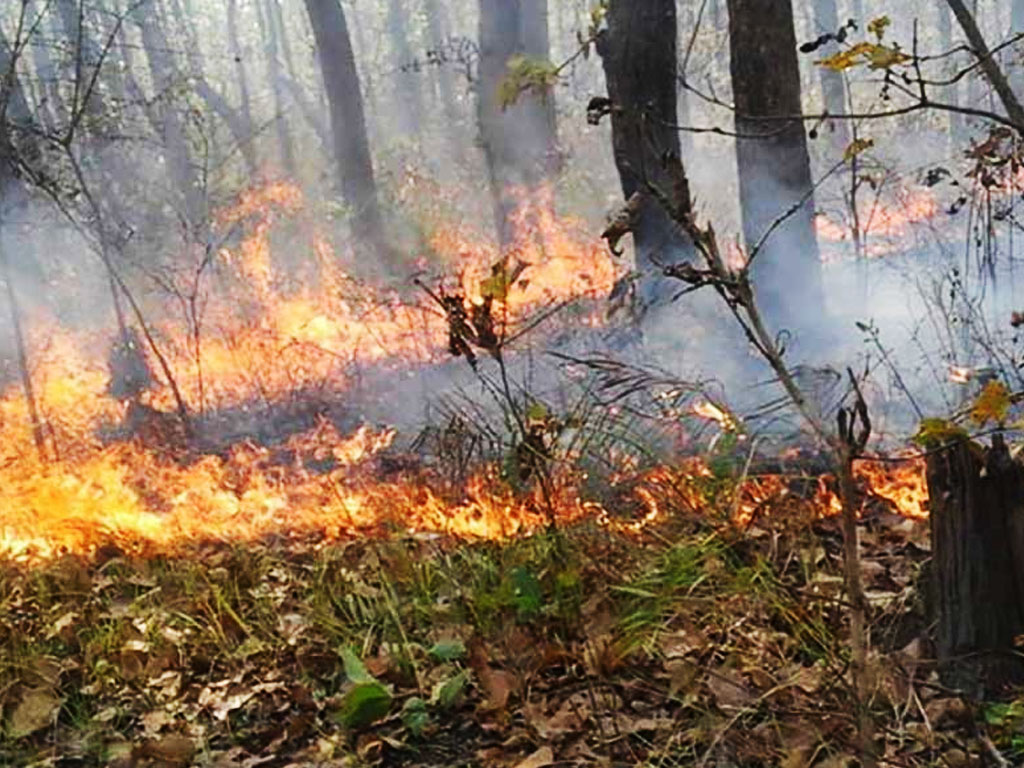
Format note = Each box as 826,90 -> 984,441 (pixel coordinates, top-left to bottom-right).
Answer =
0,182 -> 930,562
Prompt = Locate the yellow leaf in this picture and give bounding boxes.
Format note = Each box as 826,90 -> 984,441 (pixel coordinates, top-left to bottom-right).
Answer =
816,42 -> 874,71
844,137 -> 875,162
971,380 -> 1011,427
866,44 -> 911,70
867,15 -> 891,41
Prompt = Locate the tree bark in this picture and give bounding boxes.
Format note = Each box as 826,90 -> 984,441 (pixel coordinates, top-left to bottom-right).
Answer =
598,0 -> 693,313
726,0 -> 826,350
477,0 -> 558,245
388,0 -> 425,138
925,436 -> 1024,695
810,0 -> 850,151
303,0 -> 387,256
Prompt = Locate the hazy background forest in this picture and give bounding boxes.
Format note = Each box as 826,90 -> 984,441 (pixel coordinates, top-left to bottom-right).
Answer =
5,1 -> 1024,765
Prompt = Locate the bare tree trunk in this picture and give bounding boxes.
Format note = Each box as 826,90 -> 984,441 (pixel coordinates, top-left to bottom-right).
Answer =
811,0 -> 850,151
133,3 -> 201,222
477,0 -> 559,245
424,0 -> 458,125
169,0 -> 258,174
947,0 -> 1024,131
727,0 -> 826,350
598,0 -> 693,313
303,0 -> 388,257
265,0 -> 298,177
388,0 -> 425,138
225,0 -> 258,167
936,2 -> 968,143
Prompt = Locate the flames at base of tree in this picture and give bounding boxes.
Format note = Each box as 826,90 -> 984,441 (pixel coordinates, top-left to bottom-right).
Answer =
0,182 -> 930,563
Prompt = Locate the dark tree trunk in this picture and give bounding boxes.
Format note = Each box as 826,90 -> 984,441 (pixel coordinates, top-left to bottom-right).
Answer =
477,0 -> 558,245
388,0 -> 425,137
303,0 -> 387,256
226,0 -> 258,166
810,0 -> 849,151
727,0 -> 826,350
925,436 -> 1024,695
598,0 -> 693,312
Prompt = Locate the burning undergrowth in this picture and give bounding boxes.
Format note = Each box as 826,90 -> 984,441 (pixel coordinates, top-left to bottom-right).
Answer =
0,180 -> 933,566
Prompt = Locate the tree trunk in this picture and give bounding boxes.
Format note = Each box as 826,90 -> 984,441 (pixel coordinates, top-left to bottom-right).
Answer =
598,0 -> 694,313
925,436 -> 1024,695
255,0 -> 296,176
265,0 -> 298,177
727,0 -> 826,350
937,2 -> 967,143
388,0 -> 425,138
424,0 -> 458,126
303,0 -> 387,256
225,0 -> 258,167
133,4 -> 201,222
1012,1 -> 1024,98
477,0 -> 558,245
810,0 -> 850,152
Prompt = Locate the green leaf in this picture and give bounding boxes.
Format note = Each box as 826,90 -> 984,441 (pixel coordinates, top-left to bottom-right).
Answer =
497,55 -> 559,109
335,681 -> 393,729
401,697 -> 431,738
430,670 -> 468,711
340,646 -> 376,684
911,418 -> 968,448
511,566 -> 543,618
428,639 -> 467,662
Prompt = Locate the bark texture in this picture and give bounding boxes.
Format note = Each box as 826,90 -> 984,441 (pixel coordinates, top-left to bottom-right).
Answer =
598,0 -> 692,312
477,0 -> 558,245
303,0 -> 386,254
727,0 -> 825,347
925,436 -> 1024,695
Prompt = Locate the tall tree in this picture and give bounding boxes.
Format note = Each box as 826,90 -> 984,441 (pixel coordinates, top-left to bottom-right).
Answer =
598,0 -> 692,311
388,0 -> 424,137
727,0 -> 825,346
133,3 -> 201,222
811,0 -> 849,151
477,0 -> 558,245
303,0 -> 387,255
264,0 -> 298,176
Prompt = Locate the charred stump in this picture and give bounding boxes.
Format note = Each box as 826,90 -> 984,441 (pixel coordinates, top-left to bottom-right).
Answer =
925,435 -> 1024,694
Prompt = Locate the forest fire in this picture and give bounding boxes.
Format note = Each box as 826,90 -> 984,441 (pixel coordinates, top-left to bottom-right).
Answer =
815,186 -> 942,258
0,181 -> 932,564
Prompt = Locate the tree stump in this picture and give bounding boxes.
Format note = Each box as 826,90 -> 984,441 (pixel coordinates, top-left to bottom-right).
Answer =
925,435 -> 1024,694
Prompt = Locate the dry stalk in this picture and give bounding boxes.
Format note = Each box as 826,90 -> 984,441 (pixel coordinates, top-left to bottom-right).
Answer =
645,153 -> 878,766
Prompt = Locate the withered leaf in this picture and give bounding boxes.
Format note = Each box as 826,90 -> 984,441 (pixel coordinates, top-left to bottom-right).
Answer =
514,745 -> 554,768
8,687 -> 61,738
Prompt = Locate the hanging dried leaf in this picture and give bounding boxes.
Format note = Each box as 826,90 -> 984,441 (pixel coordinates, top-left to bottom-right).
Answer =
971,380 -> 1011,427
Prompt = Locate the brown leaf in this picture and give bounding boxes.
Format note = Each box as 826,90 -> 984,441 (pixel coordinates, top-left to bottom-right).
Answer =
136,734 -> 195,766
8,687 -> 61,738
514,746 -> 554,768
707,666 -> 753,710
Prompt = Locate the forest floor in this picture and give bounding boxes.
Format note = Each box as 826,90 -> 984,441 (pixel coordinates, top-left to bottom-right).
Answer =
0,488 -> 1019,767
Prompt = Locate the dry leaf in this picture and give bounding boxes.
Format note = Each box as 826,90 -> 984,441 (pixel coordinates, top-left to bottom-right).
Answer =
707,666 -> 753,710
514,745 -> 554,768
8,687 -> 61,738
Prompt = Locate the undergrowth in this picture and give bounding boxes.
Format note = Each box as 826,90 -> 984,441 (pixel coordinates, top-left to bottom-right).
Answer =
0,494 -> 1009,767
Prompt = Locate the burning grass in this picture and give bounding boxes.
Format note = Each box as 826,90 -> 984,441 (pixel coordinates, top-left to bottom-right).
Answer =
2,482 -> 997,768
